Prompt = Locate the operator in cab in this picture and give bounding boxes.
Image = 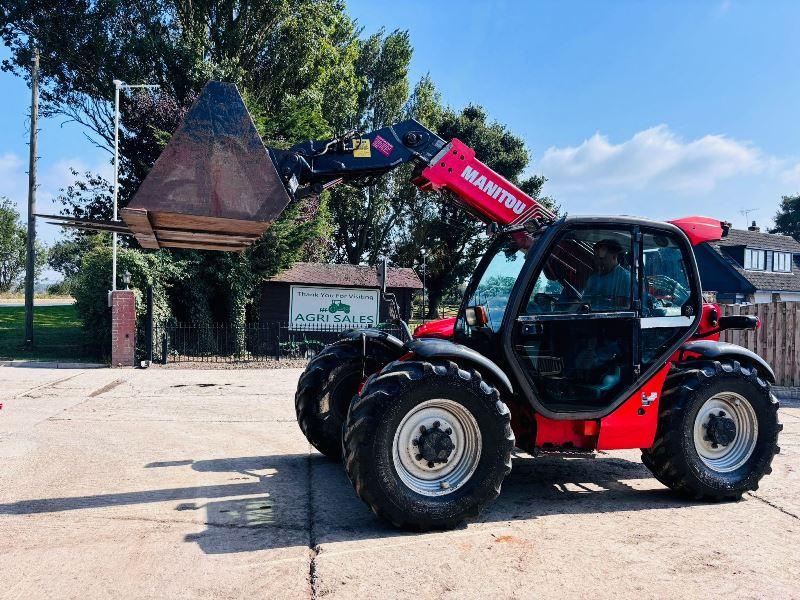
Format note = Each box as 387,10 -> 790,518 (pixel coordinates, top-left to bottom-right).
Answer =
582,239 -> 630,310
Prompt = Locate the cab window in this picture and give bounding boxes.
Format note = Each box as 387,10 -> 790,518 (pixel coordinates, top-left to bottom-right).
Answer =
641,231 -> 697,367
462,235 -> 530,332
526,229 -> 633,314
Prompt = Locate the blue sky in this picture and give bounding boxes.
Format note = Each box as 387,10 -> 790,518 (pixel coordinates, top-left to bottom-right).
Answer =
1,0 -> 799,260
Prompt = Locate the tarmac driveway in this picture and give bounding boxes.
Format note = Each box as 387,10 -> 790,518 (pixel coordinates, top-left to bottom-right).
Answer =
0,367 -> 798,599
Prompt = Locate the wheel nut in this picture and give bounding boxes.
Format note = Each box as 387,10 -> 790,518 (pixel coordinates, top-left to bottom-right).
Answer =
718,411 -> 725,417
412,438 -> 419,446
711,443 -> 718,449
419,425 -> 427,433
433,421 -> 440,429
445,427 -> 452,435
415,453 -> 422,461
427,461 -> 435,468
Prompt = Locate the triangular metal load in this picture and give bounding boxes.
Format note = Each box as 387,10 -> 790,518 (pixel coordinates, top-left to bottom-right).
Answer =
122,81 -> 291,251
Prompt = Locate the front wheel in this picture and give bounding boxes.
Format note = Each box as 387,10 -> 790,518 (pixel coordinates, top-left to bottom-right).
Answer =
343,360 -> 514,530
642,360 -> 781,500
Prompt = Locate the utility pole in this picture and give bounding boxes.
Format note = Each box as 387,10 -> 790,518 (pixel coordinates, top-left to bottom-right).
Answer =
24,47 -> 39,348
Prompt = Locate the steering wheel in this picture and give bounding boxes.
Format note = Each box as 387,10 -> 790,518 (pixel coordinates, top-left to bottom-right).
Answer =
532,292 -> 559,312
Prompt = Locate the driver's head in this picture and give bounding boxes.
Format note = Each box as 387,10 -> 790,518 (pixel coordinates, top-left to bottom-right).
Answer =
593,239 -> 624,275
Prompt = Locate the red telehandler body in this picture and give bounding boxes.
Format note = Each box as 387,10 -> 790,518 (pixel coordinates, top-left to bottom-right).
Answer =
271,105 -> 780,530
81,82 -> 778,531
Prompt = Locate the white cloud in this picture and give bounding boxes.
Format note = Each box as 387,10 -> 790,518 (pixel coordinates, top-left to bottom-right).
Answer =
540,125 -> 764,194
781,162 -> 800,187
0,151 -> 112,248
534,125 -> 800,229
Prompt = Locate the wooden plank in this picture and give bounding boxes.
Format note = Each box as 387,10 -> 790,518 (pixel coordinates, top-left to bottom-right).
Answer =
150,212 -> 271,236
791,304 -> 798,385
775,302 -> 786,385
48,221 -> 131,234
794,303 -> 800,386
730,303 -> 741,347
763,303 -> 773,369
120,207 -> 159,249
155,229 -> 260,245
157,240 -> 248,252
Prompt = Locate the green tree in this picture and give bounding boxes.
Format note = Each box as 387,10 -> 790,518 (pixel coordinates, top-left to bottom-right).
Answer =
771,194 -> 800,241
71,245 -> 184,356
2,0 -> 362,348
0,197 -> 46,292
392,86 -> 557,318
327,29 -> 413,264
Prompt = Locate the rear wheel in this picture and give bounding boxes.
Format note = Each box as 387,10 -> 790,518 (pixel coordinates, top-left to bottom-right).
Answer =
343,360 -> 514,530
295,341 -> 396,460
642,360 -> 781,500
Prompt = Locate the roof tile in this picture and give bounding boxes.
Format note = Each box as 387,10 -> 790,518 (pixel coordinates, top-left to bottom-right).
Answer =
265,262 -> 422,289
707,227 -> 800,292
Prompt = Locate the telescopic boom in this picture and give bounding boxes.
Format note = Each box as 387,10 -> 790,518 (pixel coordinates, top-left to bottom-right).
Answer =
270,119 -> 555,229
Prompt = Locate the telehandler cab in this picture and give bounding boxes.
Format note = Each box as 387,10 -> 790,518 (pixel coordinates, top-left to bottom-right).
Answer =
68,82 -> 778,531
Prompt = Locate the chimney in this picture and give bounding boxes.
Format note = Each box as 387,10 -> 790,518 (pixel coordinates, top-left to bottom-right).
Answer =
747,220 -> 760,232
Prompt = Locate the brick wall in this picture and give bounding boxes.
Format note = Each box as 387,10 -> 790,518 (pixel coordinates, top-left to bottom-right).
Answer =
111,290 -> 136,367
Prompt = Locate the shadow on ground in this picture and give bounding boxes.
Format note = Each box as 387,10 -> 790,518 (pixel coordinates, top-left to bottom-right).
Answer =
0,451 -> 700,554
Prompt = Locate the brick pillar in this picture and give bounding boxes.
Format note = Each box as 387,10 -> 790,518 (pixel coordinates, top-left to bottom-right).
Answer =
111,290 -> 136,367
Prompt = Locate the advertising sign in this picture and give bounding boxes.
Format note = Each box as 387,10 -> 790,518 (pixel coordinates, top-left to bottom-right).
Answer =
289,286 -> 379,330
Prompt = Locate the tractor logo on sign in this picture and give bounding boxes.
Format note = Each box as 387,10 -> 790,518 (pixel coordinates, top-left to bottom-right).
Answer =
321,300 -> 351,314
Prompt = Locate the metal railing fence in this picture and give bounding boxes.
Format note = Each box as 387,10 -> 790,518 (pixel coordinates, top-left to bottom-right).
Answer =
149,321 -> 405,363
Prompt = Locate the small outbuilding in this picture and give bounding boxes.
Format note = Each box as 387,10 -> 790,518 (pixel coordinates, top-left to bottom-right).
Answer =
258,262 -> 422,328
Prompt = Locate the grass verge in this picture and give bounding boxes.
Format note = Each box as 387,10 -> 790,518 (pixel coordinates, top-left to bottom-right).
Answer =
0,305 -> 102,362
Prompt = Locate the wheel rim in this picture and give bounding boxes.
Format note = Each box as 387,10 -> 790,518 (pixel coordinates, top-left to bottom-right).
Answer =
693,391 -> 758,473
392,399 -> 482,496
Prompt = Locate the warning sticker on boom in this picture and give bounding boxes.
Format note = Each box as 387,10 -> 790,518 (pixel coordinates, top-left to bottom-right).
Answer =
353,139 -> 371,158
373,135 -> 394,157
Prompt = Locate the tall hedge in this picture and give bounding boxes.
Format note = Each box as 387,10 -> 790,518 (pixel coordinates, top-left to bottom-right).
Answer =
71,246 -> 183,357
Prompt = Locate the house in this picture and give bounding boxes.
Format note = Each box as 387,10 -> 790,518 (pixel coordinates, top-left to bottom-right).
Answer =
258,262 -> 422,327
695,222 -> 800,304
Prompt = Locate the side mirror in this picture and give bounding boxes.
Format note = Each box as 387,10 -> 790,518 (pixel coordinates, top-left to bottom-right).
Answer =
465,305 -> 489,327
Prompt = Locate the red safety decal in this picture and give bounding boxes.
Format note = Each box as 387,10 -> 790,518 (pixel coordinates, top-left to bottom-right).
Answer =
373,135 -> 394,157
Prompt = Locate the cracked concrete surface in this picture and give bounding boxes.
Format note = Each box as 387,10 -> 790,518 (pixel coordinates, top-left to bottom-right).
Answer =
1,367 -> 798,599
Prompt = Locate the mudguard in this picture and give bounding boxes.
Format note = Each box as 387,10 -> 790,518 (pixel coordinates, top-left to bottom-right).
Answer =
676,340 -> 776,383
405,338 -> 514,396
340,328 -> 405,355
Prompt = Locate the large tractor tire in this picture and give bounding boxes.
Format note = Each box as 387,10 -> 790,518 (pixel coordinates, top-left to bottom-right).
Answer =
343,360 -> 514,530
642,360 -> 781,501
295,340 -> 397,460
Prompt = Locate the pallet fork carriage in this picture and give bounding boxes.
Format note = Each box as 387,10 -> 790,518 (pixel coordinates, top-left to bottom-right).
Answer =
44,81 -> 781,530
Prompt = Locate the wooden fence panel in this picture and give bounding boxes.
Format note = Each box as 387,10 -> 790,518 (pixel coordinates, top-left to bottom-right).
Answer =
719,301 -> 800,387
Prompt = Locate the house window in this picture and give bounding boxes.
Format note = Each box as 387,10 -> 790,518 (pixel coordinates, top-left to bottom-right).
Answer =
744,248 -> 765,270
773,251 -> 792,273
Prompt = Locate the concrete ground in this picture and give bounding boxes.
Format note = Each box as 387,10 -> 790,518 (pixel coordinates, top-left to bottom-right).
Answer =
1,367 -> 798,600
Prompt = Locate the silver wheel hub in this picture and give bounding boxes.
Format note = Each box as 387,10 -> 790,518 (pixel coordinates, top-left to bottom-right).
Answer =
693,392 -> 758,473
392,399 -> 482,496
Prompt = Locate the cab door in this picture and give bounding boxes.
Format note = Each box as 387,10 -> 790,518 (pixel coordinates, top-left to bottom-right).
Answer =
639,228 -> 700,371
509,225 -> 639,416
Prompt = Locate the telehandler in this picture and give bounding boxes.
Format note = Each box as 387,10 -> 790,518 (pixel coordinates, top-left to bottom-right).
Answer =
64,82 -> 779,530
272,108 -> 781,530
